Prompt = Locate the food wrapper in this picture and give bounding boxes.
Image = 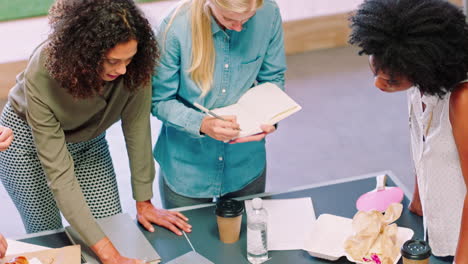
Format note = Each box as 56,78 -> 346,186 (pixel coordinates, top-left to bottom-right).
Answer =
344,203 -> 403,264
0,245 -> 81,264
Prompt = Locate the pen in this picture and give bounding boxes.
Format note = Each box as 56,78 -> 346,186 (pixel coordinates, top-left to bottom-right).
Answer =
193,102 -> 241,131
193,102 -> 227,121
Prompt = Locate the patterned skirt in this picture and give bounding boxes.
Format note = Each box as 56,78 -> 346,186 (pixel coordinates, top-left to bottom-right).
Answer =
0,103 -> 121,233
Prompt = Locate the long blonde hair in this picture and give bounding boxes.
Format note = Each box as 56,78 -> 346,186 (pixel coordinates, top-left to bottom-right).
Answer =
166,0 -> 263,96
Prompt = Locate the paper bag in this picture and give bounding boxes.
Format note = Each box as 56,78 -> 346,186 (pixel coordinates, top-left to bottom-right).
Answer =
344,203 -> 403,264
1,245 -> 81,264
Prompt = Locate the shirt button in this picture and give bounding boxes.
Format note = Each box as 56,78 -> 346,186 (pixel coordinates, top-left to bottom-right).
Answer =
222,89 -> 226,93
218,156 -> 223,161
224,64 -> 229,69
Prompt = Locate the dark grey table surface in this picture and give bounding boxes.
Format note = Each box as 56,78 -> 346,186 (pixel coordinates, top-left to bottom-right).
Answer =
18,171 -> 453,264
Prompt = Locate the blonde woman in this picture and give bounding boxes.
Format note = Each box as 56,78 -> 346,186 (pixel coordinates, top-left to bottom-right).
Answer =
152,0 -> 286,208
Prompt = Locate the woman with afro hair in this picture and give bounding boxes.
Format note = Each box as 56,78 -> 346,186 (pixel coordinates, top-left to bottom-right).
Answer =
350,0 -> 468,261
0,0 -> 190,263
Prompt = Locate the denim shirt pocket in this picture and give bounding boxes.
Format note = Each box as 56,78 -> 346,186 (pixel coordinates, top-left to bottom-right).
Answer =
238,56 -> 263,88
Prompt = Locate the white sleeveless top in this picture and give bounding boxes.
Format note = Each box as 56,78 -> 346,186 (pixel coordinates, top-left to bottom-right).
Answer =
408,86 -> 466,256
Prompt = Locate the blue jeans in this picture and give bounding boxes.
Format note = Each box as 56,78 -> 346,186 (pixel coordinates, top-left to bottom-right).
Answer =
159,168 -> 266,209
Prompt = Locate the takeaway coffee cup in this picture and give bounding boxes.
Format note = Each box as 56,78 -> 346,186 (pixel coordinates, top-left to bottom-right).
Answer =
401,239 -> 431,264
215,198 -> 244,243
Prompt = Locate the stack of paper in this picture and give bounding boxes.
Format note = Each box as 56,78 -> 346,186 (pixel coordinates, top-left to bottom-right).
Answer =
2,241 -> 80,264
4,240 -> 50,255
244,197 -> 316,251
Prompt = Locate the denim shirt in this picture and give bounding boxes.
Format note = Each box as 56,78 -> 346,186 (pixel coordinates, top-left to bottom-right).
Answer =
151,0 -> 286,198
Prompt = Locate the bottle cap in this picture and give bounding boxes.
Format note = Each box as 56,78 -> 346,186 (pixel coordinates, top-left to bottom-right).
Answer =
401,239 -> 431,260
252,198 -> 263,210
215,198 -> 244,218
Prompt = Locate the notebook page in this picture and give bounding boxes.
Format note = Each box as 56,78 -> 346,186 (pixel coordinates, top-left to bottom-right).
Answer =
236,83 -> 299,122
211,83 -> 301,137
212,105 -> 263,137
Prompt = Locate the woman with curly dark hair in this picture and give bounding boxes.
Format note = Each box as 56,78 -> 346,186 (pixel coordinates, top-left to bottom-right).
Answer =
350,0 -> 468,261
0,0 -> 190,263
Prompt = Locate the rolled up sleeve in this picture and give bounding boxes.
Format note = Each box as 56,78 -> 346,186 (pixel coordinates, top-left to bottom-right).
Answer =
151,20 -> 205,137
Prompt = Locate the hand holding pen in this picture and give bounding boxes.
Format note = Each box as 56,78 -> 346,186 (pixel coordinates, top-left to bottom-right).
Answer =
194,103 -> 241,142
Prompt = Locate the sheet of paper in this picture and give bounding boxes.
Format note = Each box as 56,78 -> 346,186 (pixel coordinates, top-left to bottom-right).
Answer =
5,239 -> 50,256
2,245 -> 81,264
245,197 -> 316,251
165,251 -> 214,264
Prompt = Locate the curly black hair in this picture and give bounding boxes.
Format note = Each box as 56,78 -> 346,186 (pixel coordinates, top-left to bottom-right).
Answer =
45,0 -> 159,98
349,0 -> 468,97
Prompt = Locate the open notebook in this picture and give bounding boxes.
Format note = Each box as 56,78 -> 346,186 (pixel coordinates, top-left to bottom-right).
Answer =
211,82 -> 302,138
65,213 -> 161,264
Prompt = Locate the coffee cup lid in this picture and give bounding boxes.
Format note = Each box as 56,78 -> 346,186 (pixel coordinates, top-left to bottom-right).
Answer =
215,199 -> 244,218
401,239 -> 431,260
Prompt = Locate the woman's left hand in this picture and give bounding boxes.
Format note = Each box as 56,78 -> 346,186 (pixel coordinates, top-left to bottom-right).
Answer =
0,233 -> 7,258
0,126 -> 13,151
136,200 -> 192,236
229,124 -> 276,144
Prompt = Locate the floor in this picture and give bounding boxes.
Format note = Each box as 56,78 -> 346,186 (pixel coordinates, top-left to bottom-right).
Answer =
0,45 -> 414,238
0,0 -> 361,63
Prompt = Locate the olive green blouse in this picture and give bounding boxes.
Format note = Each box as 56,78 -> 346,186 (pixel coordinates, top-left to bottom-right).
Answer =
8,43 -> 155,246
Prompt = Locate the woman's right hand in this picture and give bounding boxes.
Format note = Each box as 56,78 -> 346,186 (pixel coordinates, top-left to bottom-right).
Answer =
200,116 -> 240,142
91,237 -> 145,264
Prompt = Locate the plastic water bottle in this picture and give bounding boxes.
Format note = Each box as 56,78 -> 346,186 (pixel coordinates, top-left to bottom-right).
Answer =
247,198 -> 268,264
